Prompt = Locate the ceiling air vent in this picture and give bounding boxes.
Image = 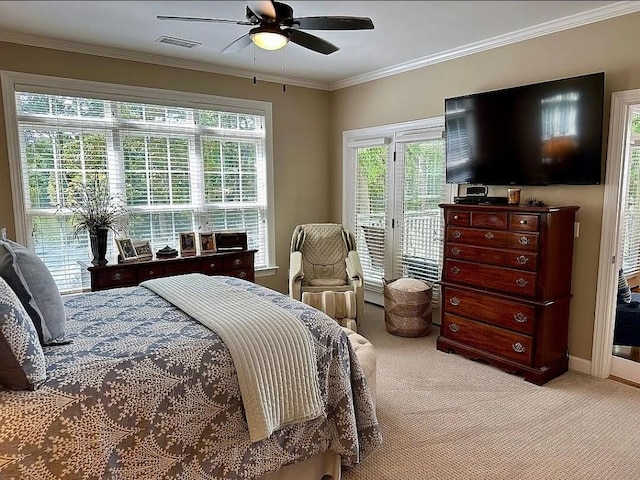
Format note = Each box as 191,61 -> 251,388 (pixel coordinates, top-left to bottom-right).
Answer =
155,36 -> 202,49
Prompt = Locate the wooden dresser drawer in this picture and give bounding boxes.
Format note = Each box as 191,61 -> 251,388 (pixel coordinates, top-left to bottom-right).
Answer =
138,264 -> 166,281
96,268 -> 137,288
510,214 -> 540,232
447,210 -> 470,226
223,253 -> 254,270
446,227 -> 538,251
226,268 -> 254,282
470,212 -> 508,230
443,287 -> 536,335
446,244 -> 538,271
164,262 -> 194,275
200,256 -> 224,274
442,314 -> 534,365
445,259 -> 537,297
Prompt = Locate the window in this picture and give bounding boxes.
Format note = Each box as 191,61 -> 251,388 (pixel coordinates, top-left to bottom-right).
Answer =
2,72 -> 275,291
621,108 -> 640,275
343,118 -> 455,305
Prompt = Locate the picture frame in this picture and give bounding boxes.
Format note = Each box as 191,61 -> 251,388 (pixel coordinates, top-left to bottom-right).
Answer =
133,240 -> 153,261
199,232 -> 217,255
116,238 -> 138,262
179,232 -> 196,257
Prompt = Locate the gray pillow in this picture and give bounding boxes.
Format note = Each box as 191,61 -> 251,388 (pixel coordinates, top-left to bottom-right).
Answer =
0,277 -> 47,390
618,269 -> 632,304
0,238 -> 66,345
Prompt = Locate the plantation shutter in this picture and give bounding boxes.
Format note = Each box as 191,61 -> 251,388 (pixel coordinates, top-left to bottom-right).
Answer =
349,138 -> 390,293
13,89 -> 271,292
392,130 -> 446,302
621,110 -> 640,275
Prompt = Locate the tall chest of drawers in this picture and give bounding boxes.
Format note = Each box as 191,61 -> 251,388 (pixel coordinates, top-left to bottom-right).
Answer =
437,204 -> 579,385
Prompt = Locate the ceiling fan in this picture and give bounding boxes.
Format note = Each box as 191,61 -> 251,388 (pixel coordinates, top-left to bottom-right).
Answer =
157,0 -> 374,55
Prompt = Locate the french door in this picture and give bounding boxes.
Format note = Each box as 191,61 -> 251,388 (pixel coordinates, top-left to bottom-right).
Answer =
343,117 -> 455,306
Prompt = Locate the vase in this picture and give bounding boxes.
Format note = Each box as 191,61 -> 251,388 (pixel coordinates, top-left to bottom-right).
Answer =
89,228 -> 109,266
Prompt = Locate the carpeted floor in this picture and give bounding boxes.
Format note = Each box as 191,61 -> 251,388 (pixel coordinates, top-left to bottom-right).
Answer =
343,303 -> 640,480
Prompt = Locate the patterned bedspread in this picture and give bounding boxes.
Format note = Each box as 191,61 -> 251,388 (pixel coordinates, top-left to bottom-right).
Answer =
0,277 -> 381,479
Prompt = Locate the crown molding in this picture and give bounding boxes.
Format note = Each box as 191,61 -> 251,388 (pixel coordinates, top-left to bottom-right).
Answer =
329,1 -> 640,91
0,30 -> 331,91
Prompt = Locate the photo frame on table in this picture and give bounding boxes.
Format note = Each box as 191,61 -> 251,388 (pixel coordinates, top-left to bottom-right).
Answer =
133,240 -> 153,261
179,232 -> 196,257
199,232 -> 217,255
116,238 -> 138,262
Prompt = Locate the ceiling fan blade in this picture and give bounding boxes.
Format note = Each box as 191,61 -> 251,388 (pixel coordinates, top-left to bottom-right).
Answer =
288,29 -> 338,55
221,33 -> 253,53
157,15 -> 253,26
246,1 -> 277,21
294,16 -> 374,30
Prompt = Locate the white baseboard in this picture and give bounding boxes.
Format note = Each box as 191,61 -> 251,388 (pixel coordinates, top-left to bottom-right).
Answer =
569,355 -> 591,375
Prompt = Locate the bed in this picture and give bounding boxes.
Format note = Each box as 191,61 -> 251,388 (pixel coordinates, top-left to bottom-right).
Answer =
0,274 -> 381,479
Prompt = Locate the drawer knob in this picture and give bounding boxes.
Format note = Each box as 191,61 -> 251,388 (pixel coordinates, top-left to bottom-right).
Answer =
518,236 -> 530,246
453,215 -> 459,220
451,247 -> 461,255
210,263 -> 216,268
519,219 -> 528,225
512,342 -> 526,353
234,259 -> 242,266
449,323 -> 459,333
516,278 -> 528,287
238,271 -> 247,279
485,232 -> 494,240
450,297 -> 460,306
113,273 -> 122,281
453,230 -> 462,238
451,266 -> 460,275
149,270 -> 155,275
516,255 -> 529,265
514,312 -> 528,323
489,215 -> 498,223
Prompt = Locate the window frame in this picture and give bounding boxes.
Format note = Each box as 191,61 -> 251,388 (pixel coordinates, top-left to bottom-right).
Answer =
1,71 -> 277,278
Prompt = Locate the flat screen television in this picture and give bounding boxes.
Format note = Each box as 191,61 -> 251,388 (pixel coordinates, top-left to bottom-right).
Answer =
444,72 -> 605,185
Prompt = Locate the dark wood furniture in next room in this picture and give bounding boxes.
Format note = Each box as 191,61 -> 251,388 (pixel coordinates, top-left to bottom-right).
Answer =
438,203 -> 580,385
85,249 -> 256,292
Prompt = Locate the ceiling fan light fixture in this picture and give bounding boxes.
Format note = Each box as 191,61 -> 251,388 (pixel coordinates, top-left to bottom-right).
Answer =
250,26 -> 289,51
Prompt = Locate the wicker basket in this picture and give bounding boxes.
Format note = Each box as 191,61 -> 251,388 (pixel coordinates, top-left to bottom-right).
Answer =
383,278 -> 433,337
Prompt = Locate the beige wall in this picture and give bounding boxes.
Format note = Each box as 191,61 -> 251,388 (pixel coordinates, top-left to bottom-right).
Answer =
0,41 -> 332,293
329,12 -> 640,361
3,11 -> 640,361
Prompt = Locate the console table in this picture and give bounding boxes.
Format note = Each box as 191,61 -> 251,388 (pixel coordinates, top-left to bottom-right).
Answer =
85,249 -> 256,292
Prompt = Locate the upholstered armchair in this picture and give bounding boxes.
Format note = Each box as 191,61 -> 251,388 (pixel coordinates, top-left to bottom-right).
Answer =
289,223 -> 365,324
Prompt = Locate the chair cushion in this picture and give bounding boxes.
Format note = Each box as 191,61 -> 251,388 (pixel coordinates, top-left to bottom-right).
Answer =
0,277 -> 47,390
0,237 -> 66,345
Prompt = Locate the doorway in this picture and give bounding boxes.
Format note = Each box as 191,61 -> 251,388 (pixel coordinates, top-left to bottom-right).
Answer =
342,117 -> 456,311
592,90 -> 640,384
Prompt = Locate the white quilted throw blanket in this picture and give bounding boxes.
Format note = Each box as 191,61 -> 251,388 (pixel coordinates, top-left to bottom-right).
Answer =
141,274 -> 324,442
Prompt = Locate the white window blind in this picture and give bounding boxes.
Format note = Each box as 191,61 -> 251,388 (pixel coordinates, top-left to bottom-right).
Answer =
12,89 -> 272,292
621,109 -> 640,275
351,142 -> 389,292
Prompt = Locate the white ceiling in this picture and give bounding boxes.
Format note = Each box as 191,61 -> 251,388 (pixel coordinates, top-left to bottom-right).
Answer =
0,1 -> 638,90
